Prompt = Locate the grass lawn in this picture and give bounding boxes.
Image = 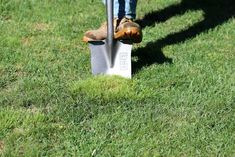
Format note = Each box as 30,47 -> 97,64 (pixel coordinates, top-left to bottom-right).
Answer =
0,0 -> 235,156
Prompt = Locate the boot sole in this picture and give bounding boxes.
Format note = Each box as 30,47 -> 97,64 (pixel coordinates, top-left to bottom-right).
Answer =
82,36 -> 104,43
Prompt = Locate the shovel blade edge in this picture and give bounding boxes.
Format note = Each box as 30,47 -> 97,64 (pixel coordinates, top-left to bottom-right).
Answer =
89,40 -> 132,78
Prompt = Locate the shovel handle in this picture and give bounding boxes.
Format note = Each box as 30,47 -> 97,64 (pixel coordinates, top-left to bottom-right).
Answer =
106,0 -> 114,42
106,0 -> 114,67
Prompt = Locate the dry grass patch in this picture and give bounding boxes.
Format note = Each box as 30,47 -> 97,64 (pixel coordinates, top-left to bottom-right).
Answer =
32,22 -> 50,32
0,140 -> 4,154
21,37 -> 32,47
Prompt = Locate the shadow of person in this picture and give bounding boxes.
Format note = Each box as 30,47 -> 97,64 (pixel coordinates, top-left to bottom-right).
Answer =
132,0 -> 235,74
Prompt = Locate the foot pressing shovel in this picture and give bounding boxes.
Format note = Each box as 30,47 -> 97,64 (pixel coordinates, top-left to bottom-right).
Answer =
88,0 -> 133,78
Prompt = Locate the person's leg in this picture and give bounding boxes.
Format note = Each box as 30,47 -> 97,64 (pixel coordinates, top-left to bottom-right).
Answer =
115,0 -> 142,43
83,0 -> 142,43
111,0 -> 137,19
82,0 -> 120,42
125,0 -> 137,19
103,0 -> 125,19
115,0 -> 125,19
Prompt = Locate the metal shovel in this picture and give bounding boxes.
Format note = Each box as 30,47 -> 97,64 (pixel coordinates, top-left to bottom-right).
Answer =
88,0 -> 133,78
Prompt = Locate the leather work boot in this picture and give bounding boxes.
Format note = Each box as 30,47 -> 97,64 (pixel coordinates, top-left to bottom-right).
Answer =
115,17 -> 142,43
83,19 -> 119,42
83,17 -> 142,43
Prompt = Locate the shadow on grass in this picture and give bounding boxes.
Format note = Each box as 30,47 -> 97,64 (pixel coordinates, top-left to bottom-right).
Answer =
132,0 -> 235,74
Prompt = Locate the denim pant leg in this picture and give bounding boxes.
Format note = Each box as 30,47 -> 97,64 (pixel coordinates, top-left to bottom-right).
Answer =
102,0 -> 137,19
125,0 -> 137,19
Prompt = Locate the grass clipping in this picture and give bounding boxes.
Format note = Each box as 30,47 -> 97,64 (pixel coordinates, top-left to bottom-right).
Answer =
70,76 -> 138,102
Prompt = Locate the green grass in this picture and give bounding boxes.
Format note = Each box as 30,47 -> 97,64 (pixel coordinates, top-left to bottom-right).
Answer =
0,0 -> 235,156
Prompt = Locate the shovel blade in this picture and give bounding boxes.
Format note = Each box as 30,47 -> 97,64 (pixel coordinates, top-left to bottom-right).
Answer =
89,40 -> 132,78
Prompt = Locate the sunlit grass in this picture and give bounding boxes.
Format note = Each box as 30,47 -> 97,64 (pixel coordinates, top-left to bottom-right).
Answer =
0,0 -> 234,156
